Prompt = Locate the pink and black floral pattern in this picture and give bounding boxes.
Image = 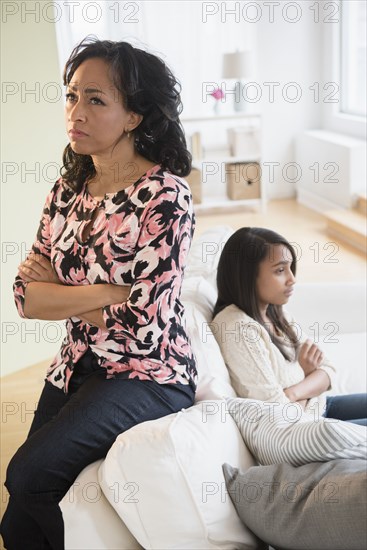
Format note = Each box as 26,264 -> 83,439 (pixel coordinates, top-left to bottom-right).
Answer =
13,165 -> 198,394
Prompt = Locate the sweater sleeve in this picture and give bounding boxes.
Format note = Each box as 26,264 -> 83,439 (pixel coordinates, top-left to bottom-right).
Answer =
214,313 -> 292,405
102,184 -> 194,354
12,181 -> 58,319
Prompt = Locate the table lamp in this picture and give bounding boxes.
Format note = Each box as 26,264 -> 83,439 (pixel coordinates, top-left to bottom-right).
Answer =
222,50 -> 253,112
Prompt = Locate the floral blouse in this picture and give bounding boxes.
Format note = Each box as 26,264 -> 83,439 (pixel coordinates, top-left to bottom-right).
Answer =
13,164 -> 198,394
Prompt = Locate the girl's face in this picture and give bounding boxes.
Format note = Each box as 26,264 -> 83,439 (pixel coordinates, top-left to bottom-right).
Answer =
255,244 -> 296,310
64,57 -> 141,157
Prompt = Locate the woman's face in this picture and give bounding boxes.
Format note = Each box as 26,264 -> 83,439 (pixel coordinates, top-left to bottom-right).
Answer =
255,244 -> 296,310
64,57 -> 139,156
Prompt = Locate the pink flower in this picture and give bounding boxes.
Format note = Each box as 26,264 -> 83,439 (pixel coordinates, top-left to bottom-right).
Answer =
210,87 -> 224,101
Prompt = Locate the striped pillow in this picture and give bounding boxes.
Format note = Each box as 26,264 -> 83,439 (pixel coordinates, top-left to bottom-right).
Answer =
226,397 -> 367,467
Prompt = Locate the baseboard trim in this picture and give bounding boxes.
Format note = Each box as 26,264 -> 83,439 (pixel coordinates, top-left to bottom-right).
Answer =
296,188 -> 345,213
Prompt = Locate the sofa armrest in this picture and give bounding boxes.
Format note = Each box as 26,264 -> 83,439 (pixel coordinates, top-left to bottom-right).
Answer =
288,282 -> 366,334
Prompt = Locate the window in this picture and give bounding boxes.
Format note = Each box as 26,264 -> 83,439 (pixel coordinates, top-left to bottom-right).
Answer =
340,0 -> 367,117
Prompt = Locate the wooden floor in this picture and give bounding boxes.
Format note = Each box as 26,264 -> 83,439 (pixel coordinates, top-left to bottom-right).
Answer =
194,198 -> 366,282
1,199 -> 365,542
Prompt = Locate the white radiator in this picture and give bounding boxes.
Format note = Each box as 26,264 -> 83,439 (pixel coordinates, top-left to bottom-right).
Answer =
295,130 -> 366,212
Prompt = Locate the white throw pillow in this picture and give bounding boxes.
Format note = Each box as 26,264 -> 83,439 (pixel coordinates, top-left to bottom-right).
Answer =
181,276 -> 236,401
98,401 -> 262,550
185,225 -> 234,289
61,460 -> 142,549
226,397 -> 367,467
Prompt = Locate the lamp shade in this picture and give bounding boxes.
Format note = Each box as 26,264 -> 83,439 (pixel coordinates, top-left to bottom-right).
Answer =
222,51 -> 253,79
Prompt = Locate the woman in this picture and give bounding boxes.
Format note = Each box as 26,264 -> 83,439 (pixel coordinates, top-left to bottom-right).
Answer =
212,227 -> 366,424
1,37 -> 197,549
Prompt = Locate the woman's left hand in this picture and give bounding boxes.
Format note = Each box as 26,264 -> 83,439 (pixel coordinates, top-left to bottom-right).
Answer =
298,339 -> 324,376
18,252 -> 61,285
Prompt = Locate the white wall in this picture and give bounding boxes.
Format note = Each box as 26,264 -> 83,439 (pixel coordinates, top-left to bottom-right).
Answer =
255,2 -> 323,199
1,6 -> 67,377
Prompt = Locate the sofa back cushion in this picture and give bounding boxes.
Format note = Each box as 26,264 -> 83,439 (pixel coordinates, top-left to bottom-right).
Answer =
182,225 -> 236,401
181,276 -> 236,401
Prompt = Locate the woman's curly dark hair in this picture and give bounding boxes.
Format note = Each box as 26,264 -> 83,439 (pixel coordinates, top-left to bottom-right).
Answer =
60,36 -> 192,192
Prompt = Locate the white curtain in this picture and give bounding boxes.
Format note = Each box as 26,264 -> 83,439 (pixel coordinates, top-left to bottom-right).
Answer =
53,0 -> 256,116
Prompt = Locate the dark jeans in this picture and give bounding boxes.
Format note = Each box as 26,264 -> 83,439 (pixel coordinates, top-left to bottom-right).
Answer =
0,349 -> 195,550
323,393 -> 367,426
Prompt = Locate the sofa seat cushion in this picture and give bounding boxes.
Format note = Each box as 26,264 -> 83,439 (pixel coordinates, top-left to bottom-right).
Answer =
98,400 -> 265,550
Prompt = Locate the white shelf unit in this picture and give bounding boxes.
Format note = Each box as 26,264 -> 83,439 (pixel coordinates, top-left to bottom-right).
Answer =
181,113 -> 266,214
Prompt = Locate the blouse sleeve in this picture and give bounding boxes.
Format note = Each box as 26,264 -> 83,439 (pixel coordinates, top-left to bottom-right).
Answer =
102,183 -> 194,353
215,314 -> 292,405
13,181 -> 58,319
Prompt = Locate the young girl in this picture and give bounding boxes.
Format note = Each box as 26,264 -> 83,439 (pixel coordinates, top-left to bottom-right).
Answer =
1,37 -> 197,549
212,227 -> 366,425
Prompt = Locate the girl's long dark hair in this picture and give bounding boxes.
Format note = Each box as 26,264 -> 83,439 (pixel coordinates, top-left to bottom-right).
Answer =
60,36 -> 192,193
213,227 -> 299,361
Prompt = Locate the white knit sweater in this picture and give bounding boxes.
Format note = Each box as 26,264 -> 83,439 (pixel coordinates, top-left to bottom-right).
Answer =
212,304 -> 337,418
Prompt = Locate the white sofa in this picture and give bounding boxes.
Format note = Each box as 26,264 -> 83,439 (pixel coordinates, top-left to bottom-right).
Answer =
60,225 -> 366,550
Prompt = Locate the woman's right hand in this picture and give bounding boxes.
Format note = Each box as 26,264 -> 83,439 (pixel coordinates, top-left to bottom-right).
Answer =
298,339 -> 324,376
